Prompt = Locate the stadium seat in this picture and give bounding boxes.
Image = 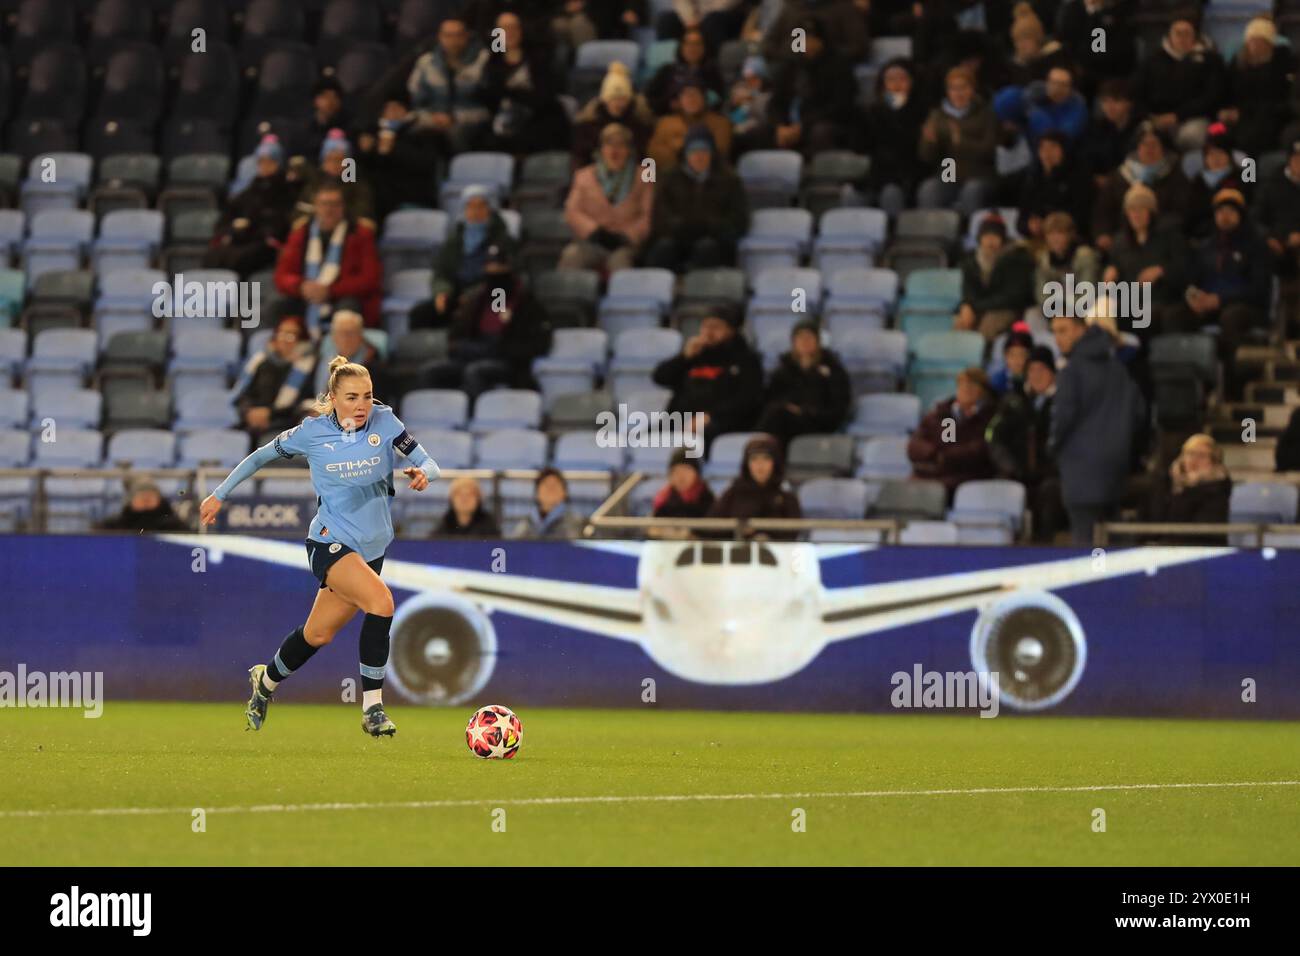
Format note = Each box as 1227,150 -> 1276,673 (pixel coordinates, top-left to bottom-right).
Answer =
856,436 -> 912,480
26,328 -> 98,394
749,267 -> 823,320
440,152 -> 515,209
898,520 -> 960,545
512,151 -> 573,213
532,269 -> 601,329
92,210 -> 164,274
787,434 -> 856,480
177,428 -> 249,469
380,209 -> 448,276
33,427 -> 103,468
800,150 -> 870,217
546,389 -> 613,433
22,210 -> 94,283
381,269 -> 434,337
738,208 -> 814,281
598,267 -> 676,337
847,393 -> 922,438
833,327 -> 908,394
705,432 -> 763,479
609,328 -> 682,399
469,389 -> 543,434
737,150 -> 803,209
869,478 -> 946,520
106,428 -> 176,468
553,430 -> 625,472
533,328 -> 608,399
402,389 -> 470,431
814,208 -> 888,276
949,479 -> 1027,538
174,390 -> 240,433
474,428 -> 549,469
798,477 -> 870,519
32,387 -> 102,431
0,388 -> 30,429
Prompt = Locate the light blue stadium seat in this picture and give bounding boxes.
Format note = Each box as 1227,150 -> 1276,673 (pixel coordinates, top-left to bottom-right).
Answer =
31,386 -> 102,431
847,392 -> 922,438
833,327 -> 908,393
22,209 -> 94,283
856,435 -> 911,480
174,389 -> 240,432
0,387 -> 29,429
379,209 -> 448,275
439,152 -> 516,208
532,328 -> 608,399
798,477 -> 870,519
0,328 -> 28,377
177,428 -> 250,469
26,328 -> 98,393
92,209 -> 164,273
1228,482 -> 1300,545
705,431 -> 762,479
0,210 -> 26,263
949,479 -> 1027,536
899,519 -> 959,545
552,430 -> 625,472
106,428 -> 177,468
609,328 -> 681,399
737,149 -> 803,209
474,428 -> 548,469
814,208 -> 888,276
381,268 -> 433,338
739,208 -> 814,281
469,389 -> 543,434
401,389 -> 470,431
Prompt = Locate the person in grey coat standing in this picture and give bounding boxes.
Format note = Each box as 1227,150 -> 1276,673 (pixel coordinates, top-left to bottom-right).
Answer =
1048,316 -> 1147,545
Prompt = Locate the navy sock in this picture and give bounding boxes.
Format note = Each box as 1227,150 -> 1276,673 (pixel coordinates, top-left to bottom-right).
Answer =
266,626 -> 318,685
359,614 -> 393,691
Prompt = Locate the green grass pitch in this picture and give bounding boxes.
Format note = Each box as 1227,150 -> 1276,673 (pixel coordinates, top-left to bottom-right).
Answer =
2,703 -> 1297,866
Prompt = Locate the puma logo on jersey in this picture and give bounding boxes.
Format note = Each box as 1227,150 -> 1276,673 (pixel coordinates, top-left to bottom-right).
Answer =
324,442 -> 336,450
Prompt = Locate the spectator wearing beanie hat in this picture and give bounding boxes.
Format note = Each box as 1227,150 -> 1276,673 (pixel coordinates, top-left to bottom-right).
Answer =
907,366 -> 997,497
203,135 -> 298,276
1102,182 -> 1190,324
296,127 -> 375,225
651,448 -> 716,524
1176,187 -> 1273,396
1185,123 -> 1253,241
560,123 -> 654,275
754,320 -> 852,448
955,214 -> 1035,342
572,63 -> 655,167
646,124 -> 750,273
1224,16 -> 1294,159
991,324 -> 1035,396
652,309 -> 764,451
1093,121 -> 1190,252
647,75 -> 732,172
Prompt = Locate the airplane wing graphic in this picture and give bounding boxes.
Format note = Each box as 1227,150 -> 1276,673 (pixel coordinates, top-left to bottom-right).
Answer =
162,534 -> 646,642
819,546 -> 1235,643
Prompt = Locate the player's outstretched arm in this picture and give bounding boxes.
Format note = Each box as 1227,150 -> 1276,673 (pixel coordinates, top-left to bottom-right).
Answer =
395,430 -> 440,492
199,440 -> 290,524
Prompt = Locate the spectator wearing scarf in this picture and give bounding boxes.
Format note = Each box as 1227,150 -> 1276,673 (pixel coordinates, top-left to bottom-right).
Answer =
274,183 -> 384,328
652,449 -> 716,520
560,123 -> 654,275
232,314 -> 319,441
509,469 -> 587,539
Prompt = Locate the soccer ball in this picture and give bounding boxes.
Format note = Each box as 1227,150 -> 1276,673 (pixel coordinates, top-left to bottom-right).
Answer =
465,704 -> 523,759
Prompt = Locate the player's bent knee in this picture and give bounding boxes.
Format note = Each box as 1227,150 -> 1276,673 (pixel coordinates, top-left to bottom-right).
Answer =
366,587 -> 395,619
303,623 -> 336,646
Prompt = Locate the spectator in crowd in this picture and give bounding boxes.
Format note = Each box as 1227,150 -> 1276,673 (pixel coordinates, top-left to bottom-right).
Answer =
651,448 -> 716,520
1049,313 -> 1146,546
436,244 -> 552,399
571,63 -> 655,166
1153,434 -> 1231,533
509,468 -> 587,539
664,0 -> 751,50
1255,141 -> 1300,282
1176,188 -> 1272,387
1000,3 -> 1061,88
991,324 -> 1034,395
755,321 -> 852,447
907,366 -> 997,496
728,55 -> 773,147
707,433 -> 803,540
1185,124 -> 1252,242
762,0 -> 868,66
647,77 -> 733,172
1080,78 -> 1139,186
98,478 -> 188,533
862,59 -> 927,216
480,11 -> 570,155
1225,16 -> 1294,159
1093,122 -> 1190,251
645,26 -> 725,116
407,15 -> 490,157
585,1 -> 647,40
233,314 -> 318,441
646,125 -> 750,271
1017,130 -> 1093,243
463,0 -> 556,40
203,135 -> 298,276
652,310 -> 764,449
760,17 -> 861,156
955,214 -> 1034,341
560,123 -> 654,274
917,66 -> 999,216
1015,65 -> 1089,148
1055,0 -> 1137,98
306,77 -> 351,161
311,309 -> 384,398
1034,212 -> 1101,312
438,476 -> 502,537
356,91 -> 441,222
550,0 -> 598,48
424,185 -> 516,324
295,128 -> 376,225
988,345 -> 1061,539
274,183 -> 383,330
1102,183 -> 1189,332
1137,13 -> 1224,153
1276,406 -> 1300,471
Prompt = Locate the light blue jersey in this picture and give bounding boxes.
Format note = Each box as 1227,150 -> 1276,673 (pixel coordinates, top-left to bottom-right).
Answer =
213,403 -> 440,561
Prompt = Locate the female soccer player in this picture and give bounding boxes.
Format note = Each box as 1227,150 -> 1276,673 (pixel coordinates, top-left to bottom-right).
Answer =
198,356 -> 440,737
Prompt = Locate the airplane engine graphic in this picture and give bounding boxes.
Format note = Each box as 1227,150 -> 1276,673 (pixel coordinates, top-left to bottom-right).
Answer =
387,592 -> 497,706
970,590 -> 1087,711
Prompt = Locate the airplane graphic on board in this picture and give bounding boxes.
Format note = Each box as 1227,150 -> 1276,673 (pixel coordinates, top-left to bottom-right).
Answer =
161,534 -> 1233,711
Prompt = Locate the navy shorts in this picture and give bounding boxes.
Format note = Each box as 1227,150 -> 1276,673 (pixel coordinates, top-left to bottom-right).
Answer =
305,538 -> 385,590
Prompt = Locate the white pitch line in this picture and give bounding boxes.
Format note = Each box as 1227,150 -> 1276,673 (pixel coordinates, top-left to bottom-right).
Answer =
1,780 -> 1298,820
